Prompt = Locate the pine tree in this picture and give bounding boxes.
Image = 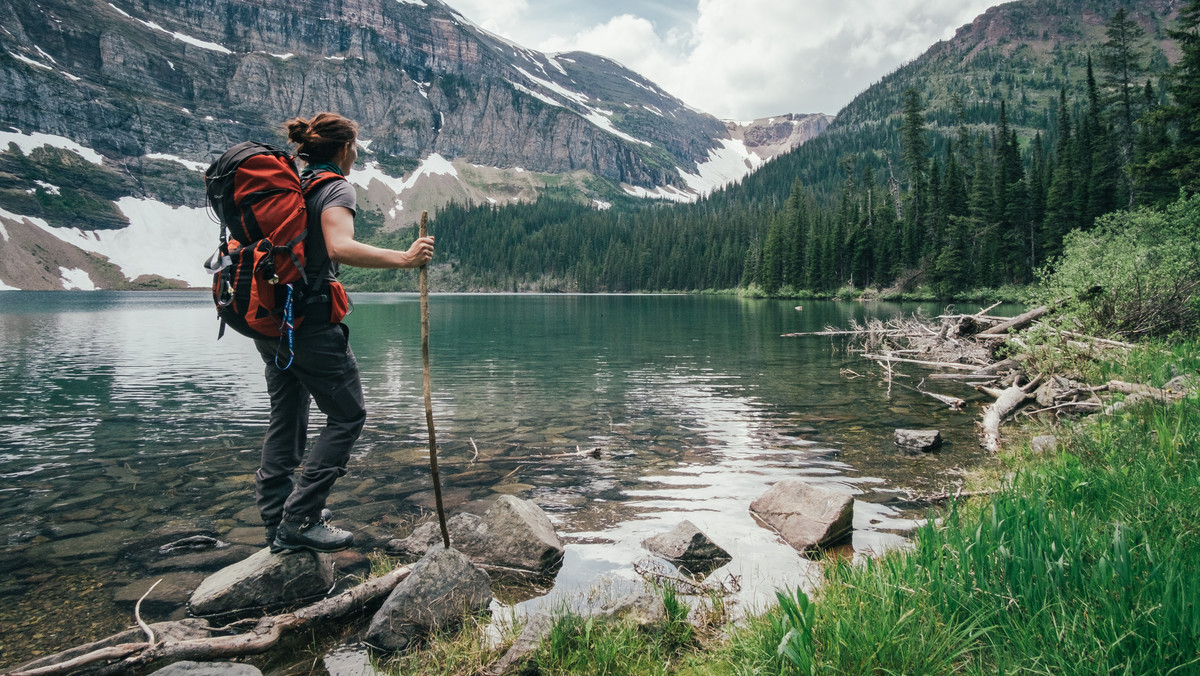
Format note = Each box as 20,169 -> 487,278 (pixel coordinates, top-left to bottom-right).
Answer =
1099,8 -> 1147,206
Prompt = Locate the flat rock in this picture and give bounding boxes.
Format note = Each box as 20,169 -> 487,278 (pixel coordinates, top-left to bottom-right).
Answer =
114,572 -> 207,613
150,661 -> 262,675
149,545 -> 260,572
386,495 -> 564,576
893,429 -> 942,452
222,527 -> 270,547
641,520 -> 731,574
188,547 -> 334,617
1030,435 -> 1058,454
49,529 -> 138,559
364,546 -> 492,652
750,479 -> 854,552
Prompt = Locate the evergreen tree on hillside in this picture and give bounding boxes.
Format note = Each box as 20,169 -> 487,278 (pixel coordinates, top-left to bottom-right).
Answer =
1099,7 -> 1147,206
1149,0 -> 1200,192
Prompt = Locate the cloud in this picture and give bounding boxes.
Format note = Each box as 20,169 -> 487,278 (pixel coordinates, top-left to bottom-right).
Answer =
517,0 -> 995,119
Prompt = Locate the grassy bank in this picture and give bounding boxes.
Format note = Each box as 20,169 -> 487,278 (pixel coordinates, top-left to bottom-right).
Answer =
375,340 -> 1200,675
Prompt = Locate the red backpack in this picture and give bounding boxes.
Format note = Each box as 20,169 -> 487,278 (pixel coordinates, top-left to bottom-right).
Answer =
203,141 -> 349,365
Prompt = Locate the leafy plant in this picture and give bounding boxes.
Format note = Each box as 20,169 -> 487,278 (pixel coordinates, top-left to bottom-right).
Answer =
772,587 -> 816,675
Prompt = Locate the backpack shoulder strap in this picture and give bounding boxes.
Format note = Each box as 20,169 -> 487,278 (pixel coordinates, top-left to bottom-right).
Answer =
300,169 -> 346,197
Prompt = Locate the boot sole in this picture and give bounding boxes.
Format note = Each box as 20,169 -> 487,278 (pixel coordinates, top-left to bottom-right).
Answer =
269,539 -> 354,554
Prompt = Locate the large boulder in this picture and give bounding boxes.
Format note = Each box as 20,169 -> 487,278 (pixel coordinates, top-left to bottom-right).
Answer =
893,429 -> 942,452
364,546 -> 492,652
187,548 -> 334,617
641,520 -> 731,574
386,495 -> 564,575
750,480 -> 854,552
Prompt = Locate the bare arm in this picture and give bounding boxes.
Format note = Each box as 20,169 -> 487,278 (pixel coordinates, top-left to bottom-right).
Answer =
321,206 -> 434,269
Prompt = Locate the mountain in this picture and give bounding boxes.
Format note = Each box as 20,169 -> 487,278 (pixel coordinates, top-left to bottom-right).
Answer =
0,0 -> 830,290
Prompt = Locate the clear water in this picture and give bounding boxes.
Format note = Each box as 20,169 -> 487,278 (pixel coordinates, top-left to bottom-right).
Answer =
0,291 -> 1007,667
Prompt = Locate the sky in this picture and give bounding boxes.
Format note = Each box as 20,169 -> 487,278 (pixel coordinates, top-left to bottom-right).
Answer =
450,0 -> 1000,120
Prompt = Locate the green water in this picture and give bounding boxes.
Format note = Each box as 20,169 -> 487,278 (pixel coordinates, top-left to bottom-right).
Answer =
0,291 -> 1007,668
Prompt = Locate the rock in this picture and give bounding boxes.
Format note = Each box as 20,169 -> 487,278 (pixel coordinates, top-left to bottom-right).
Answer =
1165,373 -> 1200,394
12,619 -> 212,673
149,544 -> 261,572
114,572 -> 207,613
48,529 -> 138,559
893,429 -> 942,452
386,496 -> 564,576
188,548 -> 334,617
364,546 -> 492,652
750,479 -> 854,552
1030,435 -> 1058,454
489,612 -> 554,675
641,520 -> 731,574
149,661 -> 262,675
597,587 -> 667,626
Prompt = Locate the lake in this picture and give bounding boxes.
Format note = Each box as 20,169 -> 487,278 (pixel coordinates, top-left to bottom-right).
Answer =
0,291 -> 1005,668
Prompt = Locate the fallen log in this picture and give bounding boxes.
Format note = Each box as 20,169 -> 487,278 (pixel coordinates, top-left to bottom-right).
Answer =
977,305 -> 1050,336
916,379 -> 966,410
1104,380 -> 1178,400
860,354 -> 982,371
11,565 -> 412,676
978,378 -> 1041,453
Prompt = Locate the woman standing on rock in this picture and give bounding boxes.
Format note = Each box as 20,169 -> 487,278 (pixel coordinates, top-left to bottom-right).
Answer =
257,112 -> 435,553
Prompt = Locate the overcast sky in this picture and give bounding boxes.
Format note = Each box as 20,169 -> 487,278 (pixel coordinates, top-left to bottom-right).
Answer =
450,0 -> 999,120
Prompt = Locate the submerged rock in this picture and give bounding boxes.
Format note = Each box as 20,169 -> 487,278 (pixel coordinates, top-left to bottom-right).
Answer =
364,546 -> 492,652
893,429 -> 942,452
750,479 -> 854,552
149,661 -> 262,675
641,520 -> 731,574
114,572 -> 207,613
386,495 -> 564,576
187,547 -> 334,617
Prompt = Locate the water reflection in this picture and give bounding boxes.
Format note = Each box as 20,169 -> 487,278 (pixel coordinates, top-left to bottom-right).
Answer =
0,291 -> 1009,667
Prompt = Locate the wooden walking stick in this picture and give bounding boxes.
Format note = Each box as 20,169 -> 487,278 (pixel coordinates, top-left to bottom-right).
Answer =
419,211 -> 451,548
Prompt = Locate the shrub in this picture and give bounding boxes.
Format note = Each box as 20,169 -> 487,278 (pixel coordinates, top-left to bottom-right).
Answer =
1035,194 -> 1200,340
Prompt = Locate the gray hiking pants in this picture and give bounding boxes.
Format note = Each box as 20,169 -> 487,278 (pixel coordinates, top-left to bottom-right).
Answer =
253,321 -> 366,528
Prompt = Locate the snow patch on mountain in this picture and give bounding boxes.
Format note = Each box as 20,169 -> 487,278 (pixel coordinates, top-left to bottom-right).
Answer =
678,139 -> 763,196
111,3 -> 234,55
622,184 -> 695,203
8,51 -> 52,71
583,110 -> 651,147
145,153 -> 207,171
508,80 -> 561,108
0,129 -> 104,165
59,267 -> 96,290
27,198 -> 212,287
349,154 -> 459,219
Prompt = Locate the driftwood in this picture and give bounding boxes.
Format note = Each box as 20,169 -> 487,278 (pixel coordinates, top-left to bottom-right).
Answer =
916,379 -> 966,410
977,378 -> 1042,453
902,488 -> 997,506
11,566 -> 412,676
977,305 -> 1049,336
860,354 -> 983,371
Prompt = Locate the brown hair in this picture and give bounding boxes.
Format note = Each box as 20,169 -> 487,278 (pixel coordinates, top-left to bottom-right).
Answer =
284,112 -> 358,163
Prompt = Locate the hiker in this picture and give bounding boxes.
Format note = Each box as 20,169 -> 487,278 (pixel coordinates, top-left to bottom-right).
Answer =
257,112 -> 435,553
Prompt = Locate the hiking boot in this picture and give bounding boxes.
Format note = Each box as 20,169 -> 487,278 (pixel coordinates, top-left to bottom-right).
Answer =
270,510 -> 352,554
264,509 -> 332,548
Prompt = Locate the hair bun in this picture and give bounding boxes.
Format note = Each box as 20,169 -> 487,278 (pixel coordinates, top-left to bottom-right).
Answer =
285,117 -> 312,145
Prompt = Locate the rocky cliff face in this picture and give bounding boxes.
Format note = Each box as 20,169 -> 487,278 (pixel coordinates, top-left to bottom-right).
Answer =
0,0 -> 730,187
0,0 -> 828,290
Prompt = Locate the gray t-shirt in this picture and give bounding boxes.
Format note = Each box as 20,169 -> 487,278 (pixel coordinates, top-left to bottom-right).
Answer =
304,177 -> 356,282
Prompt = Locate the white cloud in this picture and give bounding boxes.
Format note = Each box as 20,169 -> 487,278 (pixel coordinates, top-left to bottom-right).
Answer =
460,0 -> 996,119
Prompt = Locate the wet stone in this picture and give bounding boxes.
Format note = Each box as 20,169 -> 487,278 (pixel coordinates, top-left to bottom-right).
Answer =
114,572 -> 207,613
642,520 -> 732,575
222,527 -> 270,548
893,429 -> 943,452
188,548 -> 334,618
149,660 -> 262,675
406,487 -> 473,511
149,545 -> 260,572
49,529 -> 138,559
750,480 -> 854,553
48,522 -> 101,538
